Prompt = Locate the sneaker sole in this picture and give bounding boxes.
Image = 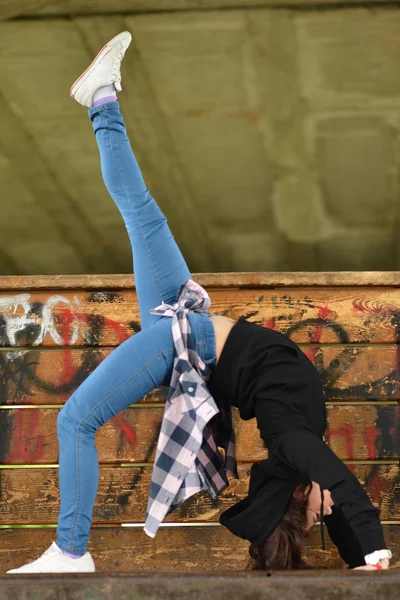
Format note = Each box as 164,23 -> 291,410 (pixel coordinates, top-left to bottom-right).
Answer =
70,31 -> 131,99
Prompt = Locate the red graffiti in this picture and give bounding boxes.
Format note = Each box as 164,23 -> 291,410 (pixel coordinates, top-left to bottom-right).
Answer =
55,307 -> 130,404
5,410 -> 45,464
363,469 -> 393,505
111,413 -> 137,446
365,423 -> 399,460
365,426 -> 378,460
317,305 -> 331,320
309,305 -> 332,343
304,346 -> 318,363
3,304 -> 137,463
99,316 -> 130,344
325,424 -> 355,460
264,317 -> 276,330
351,301 -> 395,318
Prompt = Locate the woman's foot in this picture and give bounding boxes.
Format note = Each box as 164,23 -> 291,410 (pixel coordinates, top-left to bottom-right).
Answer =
6,542 -> 95,573
70,31 -> 132,108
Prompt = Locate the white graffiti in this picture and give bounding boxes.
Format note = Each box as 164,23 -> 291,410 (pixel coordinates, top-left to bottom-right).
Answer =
0,294 -> 81,347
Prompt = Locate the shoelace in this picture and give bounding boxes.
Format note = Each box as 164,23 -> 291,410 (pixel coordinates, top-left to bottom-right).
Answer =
111,49 -> 123,81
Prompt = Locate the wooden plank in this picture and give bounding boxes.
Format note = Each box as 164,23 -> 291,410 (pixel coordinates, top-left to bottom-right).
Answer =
0,288 -> 400,347
0,525 -> 399,572
1,404 -> 399,465
1,345 -> 399,406
0,406 -> 163,466
0,463 -> 398,524
324,405 -> 400,461
0,273 -> 398,290
0,290 -> 139,348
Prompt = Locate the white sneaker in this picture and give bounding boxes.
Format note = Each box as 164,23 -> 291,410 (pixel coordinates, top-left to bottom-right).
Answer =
6,542 -> 95,573
70,31 -> 132,108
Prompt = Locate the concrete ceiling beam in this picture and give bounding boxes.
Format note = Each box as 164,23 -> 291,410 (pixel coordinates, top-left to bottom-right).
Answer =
0,0 -> 64,21
5,0 -> 400,21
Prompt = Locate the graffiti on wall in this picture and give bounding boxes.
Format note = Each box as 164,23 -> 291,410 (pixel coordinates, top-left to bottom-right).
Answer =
0,291 -> 140,474
0,291 -> 399,520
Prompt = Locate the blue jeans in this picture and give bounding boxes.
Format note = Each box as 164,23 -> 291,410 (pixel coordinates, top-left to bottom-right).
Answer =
56,102 -> 217,554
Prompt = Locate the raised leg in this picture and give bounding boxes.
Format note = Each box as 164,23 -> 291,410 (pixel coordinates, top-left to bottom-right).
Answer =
89,102 -> 191,329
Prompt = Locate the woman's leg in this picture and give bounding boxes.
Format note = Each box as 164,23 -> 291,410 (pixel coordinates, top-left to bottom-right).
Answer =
89,101 -> 191,329
56,318 -> 176,555
56,309 -> 216,556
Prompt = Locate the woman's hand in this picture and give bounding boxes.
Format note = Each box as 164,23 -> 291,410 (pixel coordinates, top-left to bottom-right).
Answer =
353,558 -> 390,570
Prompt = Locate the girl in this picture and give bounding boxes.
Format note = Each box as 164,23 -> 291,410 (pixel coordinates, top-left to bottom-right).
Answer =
7,32 -> 391,573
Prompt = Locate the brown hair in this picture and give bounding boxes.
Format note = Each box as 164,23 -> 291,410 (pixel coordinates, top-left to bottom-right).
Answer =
247,481 -> 312,571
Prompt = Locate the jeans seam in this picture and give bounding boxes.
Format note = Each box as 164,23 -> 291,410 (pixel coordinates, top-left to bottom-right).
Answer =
65,347 -> 173,551
105,110 -> 165,323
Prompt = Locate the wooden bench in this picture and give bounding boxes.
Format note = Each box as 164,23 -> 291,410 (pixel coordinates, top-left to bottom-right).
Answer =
0,272 -> 399,574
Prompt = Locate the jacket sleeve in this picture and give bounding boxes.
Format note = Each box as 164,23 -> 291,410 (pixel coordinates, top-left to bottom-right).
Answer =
324,506 -> 365,568
273,429 -> 387,559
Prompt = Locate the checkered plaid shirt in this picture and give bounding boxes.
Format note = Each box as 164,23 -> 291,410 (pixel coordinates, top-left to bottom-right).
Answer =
144,279 -> 238,538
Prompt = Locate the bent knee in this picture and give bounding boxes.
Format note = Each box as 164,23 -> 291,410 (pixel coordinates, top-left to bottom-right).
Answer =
57,395 -> 93,436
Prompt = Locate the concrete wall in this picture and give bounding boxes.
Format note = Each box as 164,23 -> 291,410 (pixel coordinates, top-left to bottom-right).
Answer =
0,4 -> 399,274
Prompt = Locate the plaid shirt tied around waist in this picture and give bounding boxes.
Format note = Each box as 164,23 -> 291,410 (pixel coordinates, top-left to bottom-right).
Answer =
144,278 -> 238,538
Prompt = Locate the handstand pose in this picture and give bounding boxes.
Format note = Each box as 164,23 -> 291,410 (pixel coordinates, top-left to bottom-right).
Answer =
8,32 -> 391,573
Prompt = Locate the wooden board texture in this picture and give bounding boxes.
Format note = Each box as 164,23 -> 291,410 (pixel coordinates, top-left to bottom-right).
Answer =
0,273 -> 398,289
0,345 -> 399,406
0,463 -> 398,524
1,404 -> 400,464
0,276 -> 398,571
0,288 -> 400,347
0,526 -> 399,573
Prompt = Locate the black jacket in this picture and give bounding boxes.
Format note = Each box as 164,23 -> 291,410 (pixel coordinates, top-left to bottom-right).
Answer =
208,317 -> 386,565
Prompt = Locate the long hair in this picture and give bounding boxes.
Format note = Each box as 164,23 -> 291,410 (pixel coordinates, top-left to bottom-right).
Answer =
247,480 -> 312,570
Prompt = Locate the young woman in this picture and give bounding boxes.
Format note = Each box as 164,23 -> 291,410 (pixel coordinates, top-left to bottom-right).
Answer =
7,32 -> 391,574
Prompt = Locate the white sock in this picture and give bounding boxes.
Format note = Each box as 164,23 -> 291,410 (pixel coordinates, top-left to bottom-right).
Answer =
92,84 -> 117,104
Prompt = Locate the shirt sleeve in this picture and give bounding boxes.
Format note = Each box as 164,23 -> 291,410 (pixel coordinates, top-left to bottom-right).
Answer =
273,429 -> 387,558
